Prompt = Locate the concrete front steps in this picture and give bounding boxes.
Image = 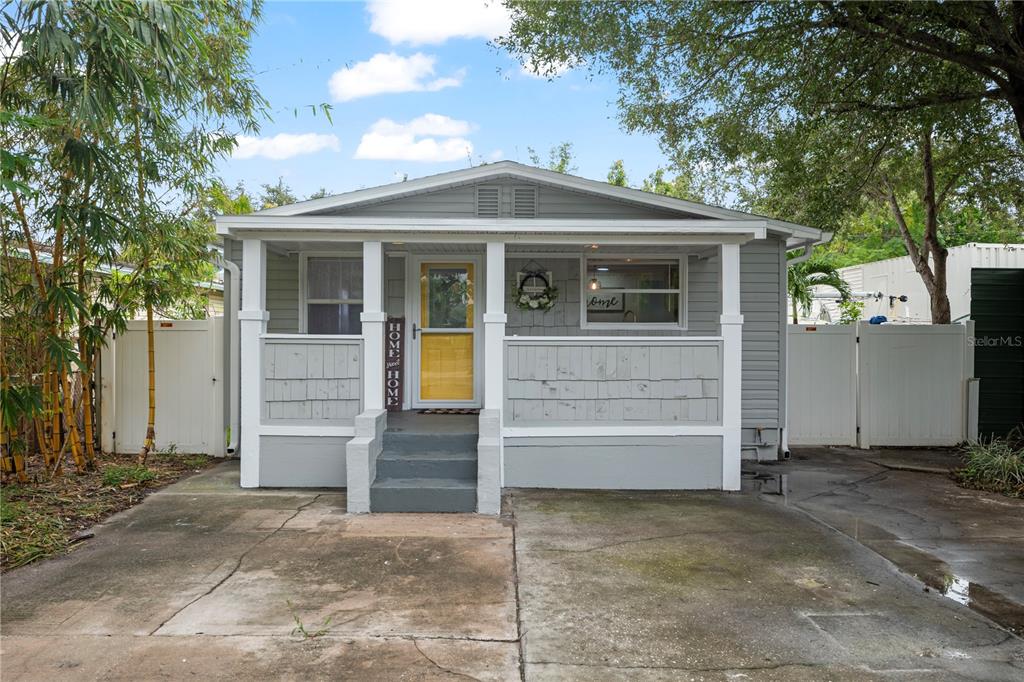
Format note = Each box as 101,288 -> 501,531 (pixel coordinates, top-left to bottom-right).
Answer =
370,430 -> 478,512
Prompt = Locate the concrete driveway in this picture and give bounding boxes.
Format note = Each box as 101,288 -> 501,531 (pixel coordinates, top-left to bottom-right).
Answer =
2,461 -> 1023,680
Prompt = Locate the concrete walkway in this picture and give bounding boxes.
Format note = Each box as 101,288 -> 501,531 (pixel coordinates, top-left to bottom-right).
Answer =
2,460 -> 1023,680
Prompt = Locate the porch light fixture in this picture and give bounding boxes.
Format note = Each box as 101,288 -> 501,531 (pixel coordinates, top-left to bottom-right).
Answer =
588,277 -> 601,291
597,266 -> 609,272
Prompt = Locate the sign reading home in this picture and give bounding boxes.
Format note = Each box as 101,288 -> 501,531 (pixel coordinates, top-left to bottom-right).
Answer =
587,291 -> 624,313
385,317 -> 404,411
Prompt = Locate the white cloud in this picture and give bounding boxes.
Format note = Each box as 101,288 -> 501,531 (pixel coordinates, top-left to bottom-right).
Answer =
487,149 -> 504,162
355,114 -> 475,162
367,0 -> 511,45
232,133 -> 340,160
329,52 -> 463,102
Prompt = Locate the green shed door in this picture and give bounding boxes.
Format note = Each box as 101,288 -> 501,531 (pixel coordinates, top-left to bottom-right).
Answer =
970,268 -> 1024,439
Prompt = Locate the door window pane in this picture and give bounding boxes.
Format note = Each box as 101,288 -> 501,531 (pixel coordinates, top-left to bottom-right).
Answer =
307,303 -> 363,335
421,264 -> 474,329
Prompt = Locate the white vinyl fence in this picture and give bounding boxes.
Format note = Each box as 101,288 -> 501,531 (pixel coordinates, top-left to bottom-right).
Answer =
788,322 -> 976,448
100,318 -> 225,456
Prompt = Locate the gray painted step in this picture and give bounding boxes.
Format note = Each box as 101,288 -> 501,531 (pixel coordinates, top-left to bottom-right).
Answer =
381,432 -> 478,455
376,451 -> 477,479
370,477 -> 477,513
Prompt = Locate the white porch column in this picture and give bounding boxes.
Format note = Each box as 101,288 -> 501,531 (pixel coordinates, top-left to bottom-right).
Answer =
720,242 -> 743,491
361,241 -> 386,411
478,241 -> 506,514
484,242 -> 507,410
239,238 -> 268,488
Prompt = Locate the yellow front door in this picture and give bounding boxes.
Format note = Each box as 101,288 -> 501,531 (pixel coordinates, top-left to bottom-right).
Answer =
418,262 -> 475,402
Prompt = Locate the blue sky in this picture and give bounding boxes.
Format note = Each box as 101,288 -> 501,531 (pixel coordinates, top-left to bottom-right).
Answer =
216,0 -> 670,199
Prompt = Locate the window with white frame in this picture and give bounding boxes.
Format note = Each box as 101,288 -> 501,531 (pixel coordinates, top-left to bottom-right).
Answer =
303,256 -> 363,334
582,257 -> 684,328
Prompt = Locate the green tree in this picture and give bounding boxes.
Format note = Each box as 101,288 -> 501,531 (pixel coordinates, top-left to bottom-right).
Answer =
607,160 -> 628,187
500,2 -> 1024,323
528,142 -> 576,173
307,187 -> 332,200
260,177 -> 298,209
1,1 -> 265,473
787,261 -> 851,325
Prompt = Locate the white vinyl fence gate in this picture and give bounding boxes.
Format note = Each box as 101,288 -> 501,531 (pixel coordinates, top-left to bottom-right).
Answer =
787,322 -> 977,447
100,318 -> 225,456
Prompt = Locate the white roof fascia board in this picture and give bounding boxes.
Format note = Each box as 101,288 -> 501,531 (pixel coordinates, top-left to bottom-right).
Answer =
219,231 -> 762,246
217,215 -> 766,232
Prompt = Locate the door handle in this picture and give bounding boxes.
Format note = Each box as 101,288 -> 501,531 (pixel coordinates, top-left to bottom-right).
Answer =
412,323 -> 419,340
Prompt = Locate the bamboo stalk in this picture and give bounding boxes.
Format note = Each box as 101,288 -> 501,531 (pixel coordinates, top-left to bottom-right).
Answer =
60,370 -> 86,472
137,302 -> 156,464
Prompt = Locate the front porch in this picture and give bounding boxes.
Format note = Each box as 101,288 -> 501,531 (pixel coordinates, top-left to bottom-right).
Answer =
232,233 -> 746,514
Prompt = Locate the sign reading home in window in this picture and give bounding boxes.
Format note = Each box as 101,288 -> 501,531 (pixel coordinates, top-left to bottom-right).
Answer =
385,317 -> 404,411
586,291 -> 624,312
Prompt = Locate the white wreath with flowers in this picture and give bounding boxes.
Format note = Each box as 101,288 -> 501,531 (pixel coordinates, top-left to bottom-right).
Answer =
514,271 -> 558,312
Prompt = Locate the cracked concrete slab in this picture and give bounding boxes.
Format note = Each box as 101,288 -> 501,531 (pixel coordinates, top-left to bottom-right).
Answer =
0,635 -> 518,680
5,459 -> 1024,681
511,488 -> 1024,681
2,462 -> 519,680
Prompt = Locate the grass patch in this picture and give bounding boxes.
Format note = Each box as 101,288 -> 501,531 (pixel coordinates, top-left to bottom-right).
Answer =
1,451 -> 217,571
102,465 -> 157,487
955,431 -> 1024,498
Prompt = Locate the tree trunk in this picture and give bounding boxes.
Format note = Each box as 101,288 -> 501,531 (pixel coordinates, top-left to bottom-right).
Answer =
137,303 -> 156,464
920,127 -> 952,324
792,298 -> 799,324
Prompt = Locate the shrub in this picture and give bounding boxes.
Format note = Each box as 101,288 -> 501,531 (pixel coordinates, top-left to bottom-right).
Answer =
102,465 -> 157,487
956,431 -> 1024,498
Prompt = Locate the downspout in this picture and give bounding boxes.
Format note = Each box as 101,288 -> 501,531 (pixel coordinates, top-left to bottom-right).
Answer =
780,238 -> 816,459
222,255 -> 241,456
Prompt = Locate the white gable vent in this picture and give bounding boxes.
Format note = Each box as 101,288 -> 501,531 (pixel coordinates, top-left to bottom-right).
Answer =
512,186 -> 538,218
475,186 -> 500,218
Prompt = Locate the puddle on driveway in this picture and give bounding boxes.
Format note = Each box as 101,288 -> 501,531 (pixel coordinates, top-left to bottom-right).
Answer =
748,477 -> 1024,637
837,518 -> 1024,636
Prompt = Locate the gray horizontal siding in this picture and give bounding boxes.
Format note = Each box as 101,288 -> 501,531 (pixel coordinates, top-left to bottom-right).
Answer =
505,340 -> 721,425
318,180 -> 697,219
740,237 -> 783,428
262,339 -> 362,424
268,251 -> 299,333
260,435 -> 348,487
504,435 -> 723,489
385,254 -> 405,317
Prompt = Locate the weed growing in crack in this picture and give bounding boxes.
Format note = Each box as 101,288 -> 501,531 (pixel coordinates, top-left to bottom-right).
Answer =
288,600 -> 332,639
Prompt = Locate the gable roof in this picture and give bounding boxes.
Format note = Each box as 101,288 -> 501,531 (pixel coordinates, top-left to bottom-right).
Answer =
235,161 -> 827,246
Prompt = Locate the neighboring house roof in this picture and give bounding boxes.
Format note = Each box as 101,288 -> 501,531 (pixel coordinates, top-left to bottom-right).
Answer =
10,247 -> 224,292
223,161 -> 828,248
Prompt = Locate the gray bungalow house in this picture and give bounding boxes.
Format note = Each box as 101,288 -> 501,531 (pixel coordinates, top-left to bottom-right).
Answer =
217,161 -> 828,513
